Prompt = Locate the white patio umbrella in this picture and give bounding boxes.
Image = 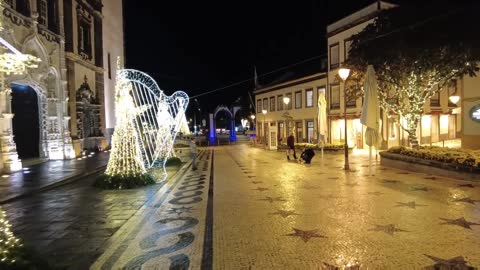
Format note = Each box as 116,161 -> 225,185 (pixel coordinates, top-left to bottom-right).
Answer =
317,92 -> 328,157
360,65 -> 381,176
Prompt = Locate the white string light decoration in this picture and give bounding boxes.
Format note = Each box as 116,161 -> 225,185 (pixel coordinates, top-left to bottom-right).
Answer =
117,69 -> 189,180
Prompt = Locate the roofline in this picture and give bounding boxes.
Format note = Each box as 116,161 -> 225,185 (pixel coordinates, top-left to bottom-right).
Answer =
327,1 -> 398,37
253,72 -> 327,95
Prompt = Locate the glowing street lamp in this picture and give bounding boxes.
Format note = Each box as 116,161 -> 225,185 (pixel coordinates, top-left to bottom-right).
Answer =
338,67 -> 351,170
283,96 -> 290,106
449,95 -> 460,105
250,114 -> 256,130
262,109 -> 267,145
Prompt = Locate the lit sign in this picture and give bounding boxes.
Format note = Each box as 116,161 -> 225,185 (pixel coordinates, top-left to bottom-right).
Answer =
470,104 -> 480,123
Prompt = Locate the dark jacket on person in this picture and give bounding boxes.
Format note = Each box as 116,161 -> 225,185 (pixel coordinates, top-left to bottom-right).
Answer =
301,148 -> 315,164
287,135 -> 295,148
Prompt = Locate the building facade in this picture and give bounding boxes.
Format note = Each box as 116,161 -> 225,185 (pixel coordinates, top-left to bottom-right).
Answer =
254,73 -> 327,144
102,0 -> 124,144
0,0 -> 120,172
63,0 -> 106,153
326,1 -> 467,149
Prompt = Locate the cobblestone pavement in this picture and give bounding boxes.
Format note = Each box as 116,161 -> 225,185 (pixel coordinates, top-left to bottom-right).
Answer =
91,145 -> 480,269
5,145 -> 480,269
2,156 -> 188,269
214,145 -> 480,269
93,150 -> 213,269
0,151 -> 109,203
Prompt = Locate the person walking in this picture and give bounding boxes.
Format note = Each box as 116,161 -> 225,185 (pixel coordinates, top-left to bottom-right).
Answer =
286,132 -> 297,160
189,138 -> 198,170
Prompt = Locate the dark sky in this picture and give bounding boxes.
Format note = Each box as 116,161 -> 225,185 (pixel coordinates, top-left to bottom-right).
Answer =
122,0 -> 438,116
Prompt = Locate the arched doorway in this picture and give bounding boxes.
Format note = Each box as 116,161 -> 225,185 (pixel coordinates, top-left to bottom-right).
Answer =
11,84 -> 40,159
209,105 -> 241,143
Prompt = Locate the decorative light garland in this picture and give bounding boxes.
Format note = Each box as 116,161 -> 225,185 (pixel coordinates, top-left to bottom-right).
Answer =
0,210 -> 22,264
106,60 -> 189,181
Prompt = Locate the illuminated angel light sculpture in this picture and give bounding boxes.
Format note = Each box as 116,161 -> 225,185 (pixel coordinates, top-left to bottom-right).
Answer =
117,68 -> 189,180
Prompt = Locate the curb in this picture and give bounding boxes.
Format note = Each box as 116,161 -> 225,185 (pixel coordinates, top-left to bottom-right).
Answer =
0,165 -> 107,205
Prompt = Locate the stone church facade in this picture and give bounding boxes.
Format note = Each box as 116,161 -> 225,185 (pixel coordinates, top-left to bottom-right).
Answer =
0,0 -> 109,172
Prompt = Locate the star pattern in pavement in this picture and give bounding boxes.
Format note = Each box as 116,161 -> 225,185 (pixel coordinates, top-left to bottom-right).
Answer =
301,185 -> 320,189
318,194 -> 345,199
439,217 -> 480,229
457,183 -> 475,188
259,196 -> 287,203
395,201 -> 427,209
368,224 -> 408,235
251,181 -> 263,184
368,191 -> 384,196
452,197 -> 480,205
424,175 -> 438,180
328,177 -> 340,180
286,228 -> 326,242
424,254 -> 475,270
253,187 -> 269,192
382,179 -> 400,184
411,186 -> 430,192
344,182 -> 358,187
165,206 -> 194,216
269,210 -> 300,218
397,171 -> 409,174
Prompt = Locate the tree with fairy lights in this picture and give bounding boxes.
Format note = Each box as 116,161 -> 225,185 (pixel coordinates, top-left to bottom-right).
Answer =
95,60 -> 155,189
345,2 -> 480,146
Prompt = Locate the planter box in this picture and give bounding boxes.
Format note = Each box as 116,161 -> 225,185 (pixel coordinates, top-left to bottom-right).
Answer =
380,151 -> 480,181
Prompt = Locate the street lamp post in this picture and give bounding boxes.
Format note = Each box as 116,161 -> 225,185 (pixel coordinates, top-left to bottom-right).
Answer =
262,109 -> 267,147
250,114 -> 256,130
339,67 -> 351,171
283,96 -> 291,137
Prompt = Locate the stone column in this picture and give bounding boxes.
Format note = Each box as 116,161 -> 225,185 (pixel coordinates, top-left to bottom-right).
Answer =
0,71 -> 22,172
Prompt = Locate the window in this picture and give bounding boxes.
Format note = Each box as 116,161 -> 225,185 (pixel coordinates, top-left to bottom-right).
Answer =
263,98 -> 268,112
295,91 -> 302,109
330,85 -> 340,109
257,99 -> 261,113
47,0 -> 59,33
430,92 -> 440,106
306,89 -> 313,108
38,0 -> 48,26
307,121 -> 314,143
286,93 -> 293,110
277,95 -> 283,111
344,39 -> 352,60
346,90 -> 356,108
78,18 -> 92,59
270,97 -> 275,112
317,86 -> 326,97
448,79 -> 457,106
329,43 -> 339,69
4,0 -> 14,8
107,53 -> 112,79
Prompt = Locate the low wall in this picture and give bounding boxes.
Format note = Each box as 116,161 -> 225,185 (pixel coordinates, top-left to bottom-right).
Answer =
380,151 -> 480,181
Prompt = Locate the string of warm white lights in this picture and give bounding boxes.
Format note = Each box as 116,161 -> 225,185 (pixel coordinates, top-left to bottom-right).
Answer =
106,63 -> 189,182
0,210 -> 22,264
105,69 -> 147,178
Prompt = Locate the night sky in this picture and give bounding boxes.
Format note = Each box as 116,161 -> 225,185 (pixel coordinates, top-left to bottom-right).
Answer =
123,0 -> 447,118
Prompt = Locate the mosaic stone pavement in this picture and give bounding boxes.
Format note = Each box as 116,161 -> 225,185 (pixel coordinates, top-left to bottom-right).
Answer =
92,150 -> 213,269
90,144 -> 480,269
213,145 -> 480,269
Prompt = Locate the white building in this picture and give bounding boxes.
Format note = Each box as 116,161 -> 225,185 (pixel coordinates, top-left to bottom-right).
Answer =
326,1 -> 469,149
254,72 -> 327,144
102,0 -> 124,144
0,0 -> 122,172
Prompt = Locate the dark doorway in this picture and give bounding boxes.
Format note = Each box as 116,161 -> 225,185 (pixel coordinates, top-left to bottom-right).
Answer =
11,84 -> 40,159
